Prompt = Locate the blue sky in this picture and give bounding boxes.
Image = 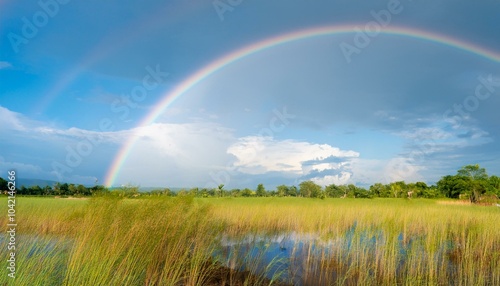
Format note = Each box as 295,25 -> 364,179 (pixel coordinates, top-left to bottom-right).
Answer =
1,0 -> 499,189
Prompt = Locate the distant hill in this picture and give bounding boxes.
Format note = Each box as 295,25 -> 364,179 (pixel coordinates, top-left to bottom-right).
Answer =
16,178 -> 61,188
109,186 -> 187,192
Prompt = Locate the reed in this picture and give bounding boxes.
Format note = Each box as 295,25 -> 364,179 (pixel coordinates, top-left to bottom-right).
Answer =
1,196 -> 499,285
208,197 -> 500,285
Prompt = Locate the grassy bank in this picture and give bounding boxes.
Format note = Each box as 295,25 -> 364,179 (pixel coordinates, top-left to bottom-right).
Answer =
1,197 -> 499,285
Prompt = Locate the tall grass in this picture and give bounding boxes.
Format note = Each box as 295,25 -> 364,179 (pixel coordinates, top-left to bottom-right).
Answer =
1,196 -> 223,286
208,197 -> 500,285
1,197 -> 499,285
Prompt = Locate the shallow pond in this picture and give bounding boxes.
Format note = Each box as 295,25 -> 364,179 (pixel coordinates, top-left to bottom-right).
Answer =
213,226 -> 460,285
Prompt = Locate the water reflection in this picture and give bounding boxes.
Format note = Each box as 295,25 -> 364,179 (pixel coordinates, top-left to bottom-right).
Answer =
214,227 -> 460,286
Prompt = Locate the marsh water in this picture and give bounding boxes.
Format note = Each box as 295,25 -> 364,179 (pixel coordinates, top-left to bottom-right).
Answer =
0,228 -> 468,285
213,225 -> 460,285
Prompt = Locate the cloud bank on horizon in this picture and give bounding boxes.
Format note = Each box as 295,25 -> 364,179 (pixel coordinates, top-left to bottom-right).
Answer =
1,0 -> 499,188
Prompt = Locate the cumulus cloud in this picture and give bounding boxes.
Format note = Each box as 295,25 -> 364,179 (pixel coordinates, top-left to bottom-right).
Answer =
227,136 -> 359,185
0,106 -> 29,131
0,104 -> 238,186
124,122 -> 234,165
348,157 -> 424,186
1,99 -> 495,188
105,122 -> 237,187
311,172 -> 353,186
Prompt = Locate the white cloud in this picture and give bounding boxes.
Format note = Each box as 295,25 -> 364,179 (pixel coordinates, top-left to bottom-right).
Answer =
1,100 -> 495,188
0,156 -> 43,175
110,122 -> 236,187
349,157 -> 424,186
0,106 -> 28,131
392,114 -> 493,163
0,61 -> 12,69
127,122 -> 233,164
383,157 -> 425,183
311,172 -> 352,186
399,126 -> 452,141
0,105 -> 238,186
227,136 -> 359,176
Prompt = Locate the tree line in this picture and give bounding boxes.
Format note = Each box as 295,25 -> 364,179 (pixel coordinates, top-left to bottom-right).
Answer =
0,181 -> 107,196
1,165 -> 499,203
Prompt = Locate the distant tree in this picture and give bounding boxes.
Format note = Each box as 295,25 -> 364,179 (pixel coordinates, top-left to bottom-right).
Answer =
389,182 -> 404,198
346,184 -> 359,198
351,185 -> 372,198
189,187 -> 200,196
30,185 -> 43,196
207,188 -> 216,197
90,185 -> 108,196
199,188 -> 208,197
437,175 -> 469,198
325,184 -> 344,198
286,186 -> 298,197
370,183 -> 391,197
230,188 -> 241,197
415,181 -> 428,190
256,184 -> 266,197
420,186 -> 441,198
16,186 -> 26,195
0,177 -> 8,191
469,180 -> 489,203
412,182 -> 429,197
457,164 -> 488,181
68,184 -> 77,196
276,185 -> 288,197
53,183 -> 61,196
148,189 -> 162,196
60,183 -> 70,196
299,181 -> 322,198
241,188 -> 254,197
43,185 -> 53,196
153,188 -> 171,197
489,176 -> 500,197
120,185 -> 140,198
268,190 -> 278,197
217,184 -> 225,197
437,165 -> 490,202
407,182 -> 440,198
76,184 -> 88,196
176,189 -> 186,196
456,164 -> 489,203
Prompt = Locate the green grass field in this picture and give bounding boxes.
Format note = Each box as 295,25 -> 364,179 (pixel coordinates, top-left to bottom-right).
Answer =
1,197 -> 499,285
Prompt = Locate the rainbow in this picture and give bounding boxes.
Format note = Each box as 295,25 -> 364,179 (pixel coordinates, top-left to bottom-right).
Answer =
104,24 -> 500,187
